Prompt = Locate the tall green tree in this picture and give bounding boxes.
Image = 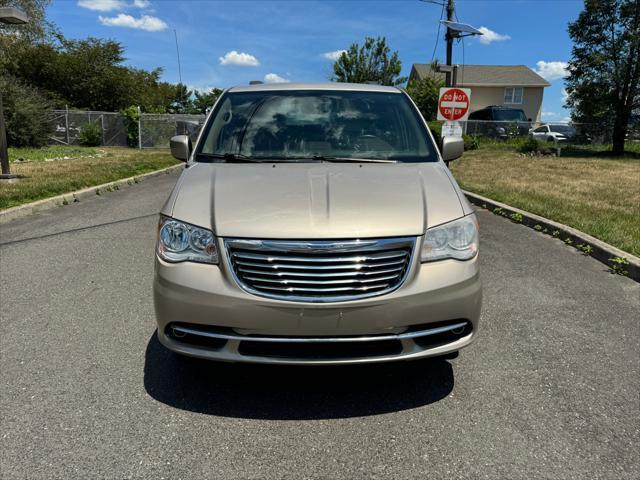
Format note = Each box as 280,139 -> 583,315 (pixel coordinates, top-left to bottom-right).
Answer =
193,88 -> 223,114
0,0 -> 56,42
5,38 -> 179,112
168,83 -> 194,114
565,0 -> 640,154
0,0 -> 60,72
332,36 -> 407,86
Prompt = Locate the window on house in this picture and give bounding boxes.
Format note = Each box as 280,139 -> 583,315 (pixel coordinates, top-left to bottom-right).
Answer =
504,87 -> 523,104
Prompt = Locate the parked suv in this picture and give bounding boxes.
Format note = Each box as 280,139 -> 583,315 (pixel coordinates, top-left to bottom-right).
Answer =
467,106 -> 532,138
154,83 -> 482,365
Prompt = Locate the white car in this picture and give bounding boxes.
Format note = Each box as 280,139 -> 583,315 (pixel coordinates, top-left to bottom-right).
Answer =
529,124 -> 577,143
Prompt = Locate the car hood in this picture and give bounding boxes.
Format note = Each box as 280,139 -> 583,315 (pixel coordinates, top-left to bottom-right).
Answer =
166,162 -> 466,239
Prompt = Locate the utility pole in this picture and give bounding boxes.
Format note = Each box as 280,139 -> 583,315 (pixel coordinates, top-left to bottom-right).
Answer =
445,0 -> 455,87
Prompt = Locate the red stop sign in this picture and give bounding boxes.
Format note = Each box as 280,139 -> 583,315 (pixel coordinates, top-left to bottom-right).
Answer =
438,88 -> 470,121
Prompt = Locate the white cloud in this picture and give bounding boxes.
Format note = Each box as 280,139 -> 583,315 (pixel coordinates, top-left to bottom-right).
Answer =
534,61 -> 568,81
78,0 -> 125,11
218,51 -> 260,67
322,50 -> 347,61
79,0 -> 152,11
98,13 -> 167,31
542,111 -> 558,118
561,116 -> 572,123
264,73 -> 289,84
477,26 -> 511,45
561,88 -> 569,104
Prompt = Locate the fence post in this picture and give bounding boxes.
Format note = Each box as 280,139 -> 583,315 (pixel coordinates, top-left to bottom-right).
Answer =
64,105 -> 70,145
137,106 -> 142,149
100,114 -> 105,146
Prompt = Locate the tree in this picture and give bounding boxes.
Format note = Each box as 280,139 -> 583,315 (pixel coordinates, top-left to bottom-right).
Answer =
168,83 -> 194,114
5,37 -> 180,112
0,75 -> 53,147
0,0 -> 57,43
0,0 -> 60,73
193,88 -> 223,114
332,36 -> 407,86
405,77 -> 443,121
565,0 -> 640,154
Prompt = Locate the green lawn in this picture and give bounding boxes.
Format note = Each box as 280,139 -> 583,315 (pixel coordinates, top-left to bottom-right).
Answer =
1,147 -> 179,210
450,148 -> 640,257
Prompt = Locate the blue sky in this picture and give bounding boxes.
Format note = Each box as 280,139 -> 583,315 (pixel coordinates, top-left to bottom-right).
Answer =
48,0 -> 583,121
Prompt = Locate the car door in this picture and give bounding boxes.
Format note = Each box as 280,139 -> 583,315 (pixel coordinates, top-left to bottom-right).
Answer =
532,126 -> 548,140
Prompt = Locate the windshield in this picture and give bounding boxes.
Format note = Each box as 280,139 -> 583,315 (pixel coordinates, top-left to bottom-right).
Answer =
549,125 -> 575,134
196,90 -> 438,163
493,109 -> 527,122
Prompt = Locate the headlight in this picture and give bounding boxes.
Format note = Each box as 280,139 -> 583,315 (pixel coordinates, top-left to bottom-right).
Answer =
157,216 -> 218,264
421,214 -> 478,262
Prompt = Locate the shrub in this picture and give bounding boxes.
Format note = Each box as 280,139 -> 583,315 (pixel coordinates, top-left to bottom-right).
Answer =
427,120 -> 442,137
463,134 -> 480,150
406,77 -> 442,121
78,122 -> 102,146
517,136 -> 542,153
0,75 -> 54,148
120,105 -> 139,148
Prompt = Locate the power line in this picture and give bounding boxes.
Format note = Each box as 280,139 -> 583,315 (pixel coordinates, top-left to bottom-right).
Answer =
430,1 -> 446,64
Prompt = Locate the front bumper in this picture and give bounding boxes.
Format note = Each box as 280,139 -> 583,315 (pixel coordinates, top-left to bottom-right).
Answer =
153,244 -> 482,365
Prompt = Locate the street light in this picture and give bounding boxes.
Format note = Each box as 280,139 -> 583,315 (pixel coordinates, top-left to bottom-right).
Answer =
0,6 -> 29,180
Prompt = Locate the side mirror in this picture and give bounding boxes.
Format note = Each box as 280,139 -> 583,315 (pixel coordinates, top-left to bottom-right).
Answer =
441,136 -> 464,162
170,135 -> 191,162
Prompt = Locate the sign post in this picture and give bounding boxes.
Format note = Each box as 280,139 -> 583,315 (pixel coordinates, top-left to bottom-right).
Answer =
437,87 -> 471,138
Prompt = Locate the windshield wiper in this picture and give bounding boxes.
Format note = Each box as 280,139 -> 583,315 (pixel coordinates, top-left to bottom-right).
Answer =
311,155 -> 397,163
195,153 -> 265,163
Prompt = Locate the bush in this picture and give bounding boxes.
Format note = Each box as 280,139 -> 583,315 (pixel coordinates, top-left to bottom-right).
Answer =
78,122 -> 102,146
406,77 -> 442,121
463,135 -> 480,150
517,136 -> 542,153
120,105 -> 139,148
427,120 -> 442,137
0,75 -> 54,148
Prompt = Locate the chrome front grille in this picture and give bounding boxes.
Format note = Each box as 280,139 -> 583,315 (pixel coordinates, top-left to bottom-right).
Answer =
224,237 -> 416,302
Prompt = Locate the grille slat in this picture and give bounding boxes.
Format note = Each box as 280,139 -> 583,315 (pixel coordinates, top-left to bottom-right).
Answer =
243,274 -> 399,285
260,283 -> 391,293
225,238 -> 415,302
232,251 -> 407,263
234,259 -> 406,270
237,266 -> 405,278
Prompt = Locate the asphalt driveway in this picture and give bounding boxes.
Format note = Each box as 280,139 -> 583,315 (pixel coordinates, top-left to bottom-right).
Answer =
1,169 -> 638,479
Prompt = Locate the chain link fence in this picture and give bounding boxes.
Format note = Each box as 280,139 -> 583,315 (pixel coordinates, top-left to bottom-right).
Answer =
461,120 -> 591,144
458,120 -> 640,145
48,110 -> 639,150
49,109 -> 206,149
50,110 -> 128,147
139,113 -> 206,148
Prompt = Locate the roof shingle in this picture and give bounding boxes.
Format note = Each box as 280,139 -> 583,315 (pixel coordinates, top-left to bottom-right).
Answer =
411,64 -> 550,87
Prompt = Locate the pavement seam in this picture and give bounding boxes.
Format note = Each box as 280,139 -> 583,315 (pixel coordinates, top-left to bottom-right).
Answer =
463,190 -> 640,283
0,164 -> 184,225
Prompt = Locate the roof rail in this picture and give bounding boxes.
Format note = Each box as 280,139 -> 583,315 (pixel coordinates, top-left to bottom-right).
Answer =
249,80 -> 264,85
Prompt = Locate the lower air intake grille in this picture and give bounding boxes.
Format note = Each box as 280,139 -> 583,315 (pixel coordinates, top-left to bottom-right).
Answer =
225,237 -> 415,303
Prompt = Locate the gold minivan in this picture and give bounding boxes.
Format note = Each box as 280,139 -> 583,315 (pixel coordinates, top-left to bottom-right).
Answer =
154,82 -> 481,365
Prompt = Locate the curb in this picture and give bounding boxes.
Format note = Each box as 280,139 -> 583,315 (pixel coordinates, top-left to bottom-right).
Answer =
463,190 -> 640,283
0,164 -> 183,225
